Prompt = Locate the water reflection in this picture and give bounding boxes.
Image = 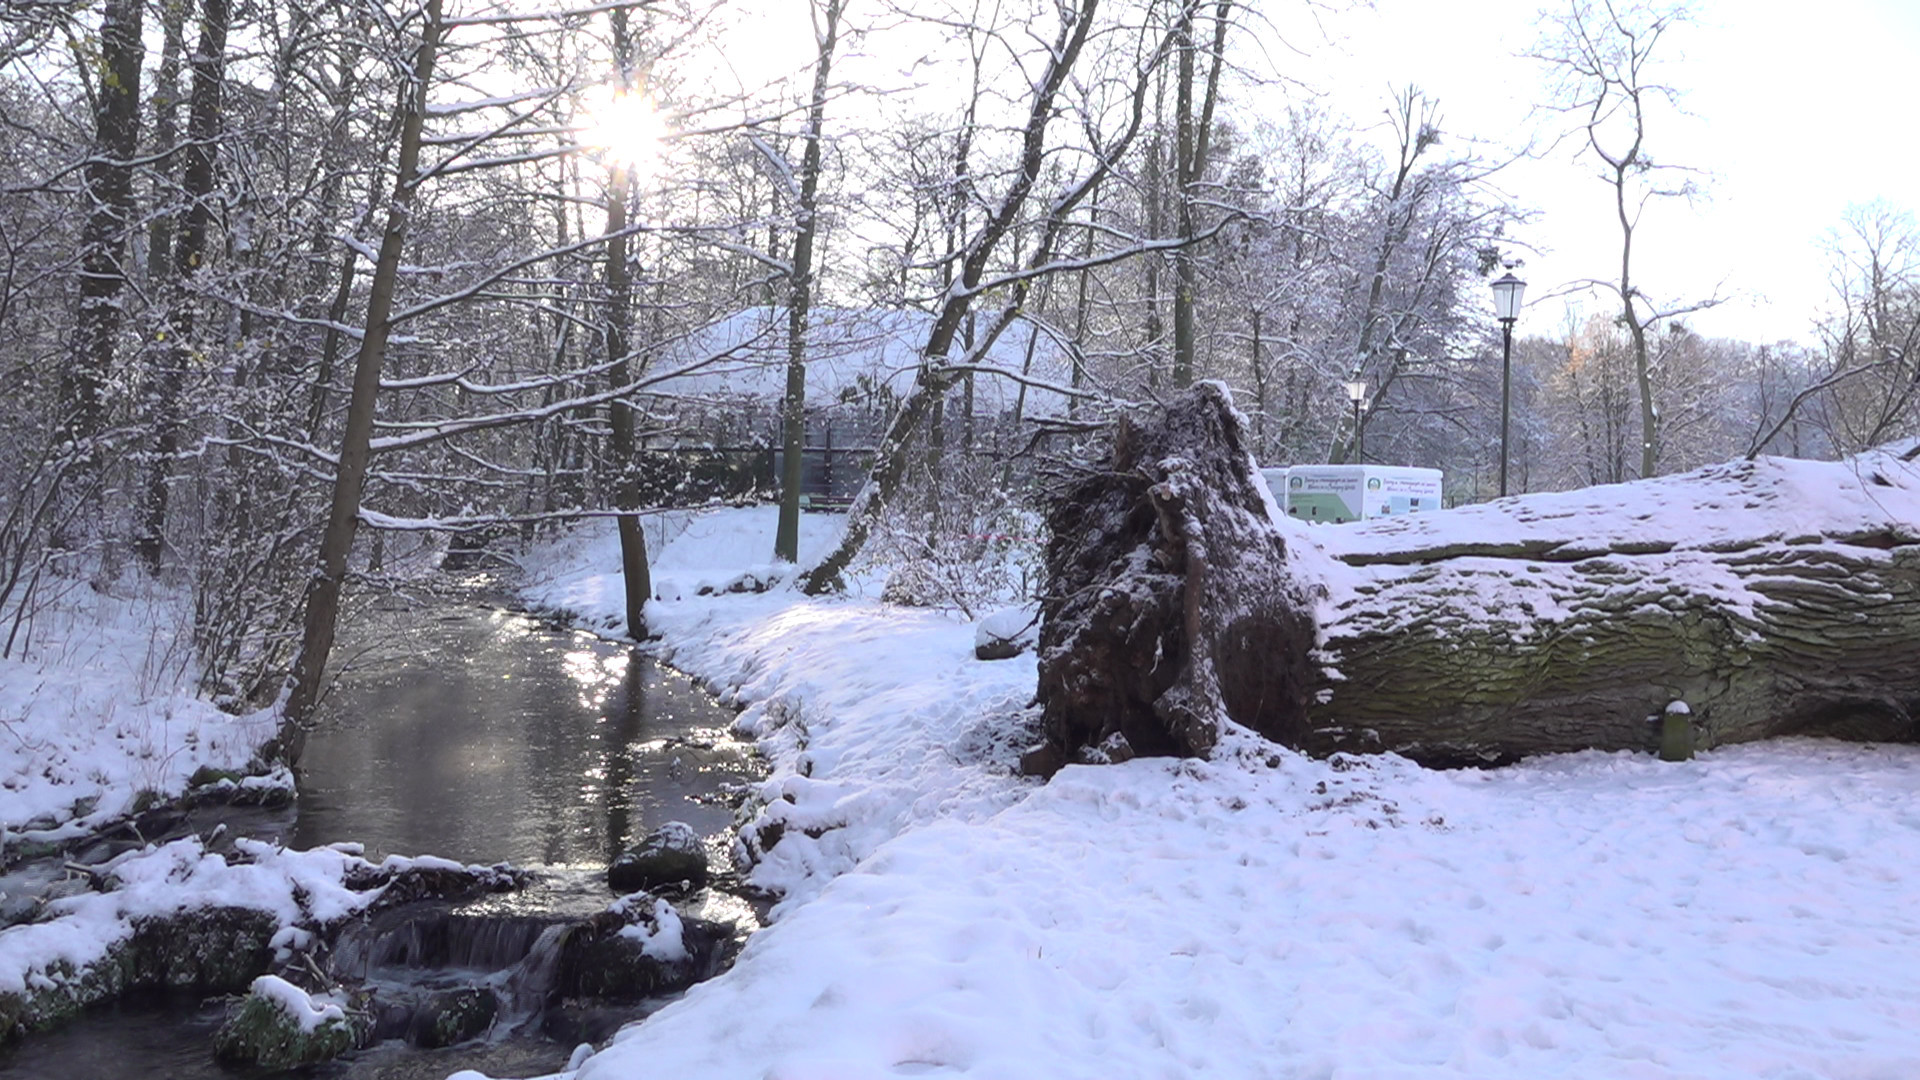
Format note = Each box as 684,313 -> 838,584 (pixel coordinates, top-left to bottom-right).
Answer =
293,601 -> 754,868
0,595 -> 761,1079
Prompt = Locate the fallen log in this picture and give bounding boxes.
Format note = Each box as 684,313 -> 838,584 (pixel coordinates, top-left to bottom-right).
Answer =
1029,383 -> 1920,770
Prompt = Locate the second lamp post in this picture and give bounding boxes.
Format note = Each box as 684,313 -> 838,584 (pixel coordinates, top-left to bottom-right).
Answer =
1344,370 -> 1367,462
1491,271 -> 1526,497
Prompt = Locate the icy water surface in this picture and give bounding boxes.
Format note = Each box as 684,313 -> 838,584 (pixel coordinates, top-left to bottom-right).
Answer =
294,590 -> 756,864
0,584 -> 758,1079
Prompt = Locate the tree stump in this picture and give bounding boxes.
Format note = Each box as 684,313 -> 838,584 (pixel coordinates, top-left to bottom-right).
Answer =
1030,384 -> 1920,770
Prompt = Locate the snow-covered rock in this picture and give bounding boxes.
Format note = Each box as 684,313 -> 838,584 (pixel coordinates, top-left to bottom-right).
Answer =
973,604 -> 1039,661
607,821 -> 708,893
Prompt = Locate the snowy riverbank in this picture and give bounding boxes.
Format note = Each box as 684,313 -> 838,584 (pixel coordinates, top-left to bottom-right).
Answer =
506,505 -> 1920,1080
0,576 -> 275,848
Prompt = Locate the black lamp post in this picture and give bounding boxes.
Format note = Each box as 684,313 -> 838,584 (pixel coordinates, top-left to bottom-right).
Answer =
1344,370 -> 1367,462
1490,271 -> 1526,497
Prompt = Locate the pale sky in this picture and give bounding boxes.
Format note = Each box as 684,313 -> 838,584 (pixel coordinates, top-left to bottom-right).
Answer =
1301,0 -> 1920,345
708,0 -> 1916,347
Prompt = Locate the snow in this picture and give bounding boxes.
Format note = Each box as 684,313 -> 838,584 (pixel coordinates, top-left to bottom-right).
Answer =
3,441 -> 1918,1077
1310,445 -> 1920,564
500,487 -> 1920,1080
614,896 -> 689,963
0,837 -> 413,995
973,604 -> 1039,654
0,577 -> 276,839
1297,446 -> 1920,651
248,973 -> 347,1032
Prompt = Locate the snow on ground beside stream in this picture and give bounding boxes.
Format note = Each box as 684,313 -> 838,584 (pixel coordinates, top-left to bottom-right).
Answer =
500,501 -> 1920,1080
0,575 -> 274,844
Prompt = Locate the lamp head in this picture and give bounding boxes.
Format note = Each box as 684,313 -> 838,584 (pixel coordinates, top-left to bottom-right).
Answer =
1491,271 -> 1526,323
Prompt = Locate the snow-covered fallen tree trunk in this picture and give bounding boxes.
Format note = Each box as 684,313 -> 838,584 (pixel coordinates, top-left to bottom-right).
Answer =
1030,383 -> 1920,770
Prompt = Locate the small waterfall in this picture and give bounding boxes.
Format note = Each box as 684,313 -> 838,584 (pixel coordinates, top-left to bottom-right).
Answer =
329,908 -> 562,980
323,909 -> 580,1048
498,923 -> 575,1028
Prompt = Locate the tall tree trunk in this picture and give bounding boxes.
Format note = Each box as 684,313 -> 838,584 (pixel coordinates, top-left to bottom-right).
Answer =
605,7 -> 651,637
599,6 -> 652,630
1142,124 -> 1165,388
64,0 -> 146,461
137,0 -> 228,571
1069,189 -> 1098,414
145,0 -> 188,286
1617,167 -> 1660,478
280,0 -> 445,752
1167,0 -> 1228,386
775,0 -> 844,563
605,168 -> 651,636
1169,1 -> 1230,389
300,21 -> 372,434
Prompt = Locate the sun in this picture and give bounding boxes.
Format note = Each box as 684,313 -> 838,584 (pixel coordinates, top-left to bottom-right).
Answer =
576,85 -> 666,176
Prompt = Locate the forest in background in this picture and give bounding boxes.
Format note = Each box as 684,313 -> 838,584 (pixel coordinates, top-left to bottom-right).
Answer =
0,0 -> 1914,723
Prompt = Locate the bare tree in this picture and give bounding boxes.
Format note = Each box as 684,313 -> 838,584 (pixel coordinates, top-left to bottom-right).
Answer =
801,0 -> 1185,592
281,0 -> 449,744
771,0 -> 847,564
1168,0 -> 1230,388
136,0 -> 230,570
63,0 -> 144,465
1532,0 -> 1715,479
603,6 -> 653,638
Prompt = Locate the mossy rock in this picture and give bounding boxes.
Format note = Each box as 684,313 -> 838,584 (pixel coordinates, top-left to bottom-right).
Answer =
406,986 -> 497,1048
556,911 -> 732,1000
214,985 -> 364,1070
0,906 -> 280,1045
127,907 -> 279,990
342,863 -> 527,909
187,766 -> 246,788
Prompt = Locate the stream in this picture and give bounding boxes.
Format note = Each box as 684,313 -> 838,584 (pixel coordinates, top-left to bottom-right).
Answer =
0,580 -> 760,1078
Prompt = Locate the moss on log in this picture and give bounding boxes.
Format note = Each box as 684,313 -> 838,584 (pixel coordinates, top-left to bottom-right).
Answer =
1309,539 -> 1920,764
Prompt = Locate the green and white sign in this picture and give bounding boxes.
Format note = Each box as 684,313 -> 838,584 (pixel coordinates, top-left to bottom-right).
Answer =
1265,465 -> 1443,524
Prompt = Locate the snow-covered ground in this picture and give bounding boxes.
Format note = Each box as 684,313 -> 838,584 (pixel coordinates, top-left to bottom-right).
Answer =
0,575 -> 275,845
4,448 -> 1917,1078
501,498 -> 1920,1080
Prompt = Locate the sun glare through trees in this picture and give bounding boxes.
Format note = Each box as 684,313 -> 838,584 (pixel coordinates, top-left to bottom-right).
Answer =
575,86 -> 667,177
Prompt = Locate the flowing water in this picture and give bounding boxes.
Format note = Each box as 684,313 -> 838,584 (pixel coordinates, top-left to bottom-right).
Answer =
0,580 -> 760,1079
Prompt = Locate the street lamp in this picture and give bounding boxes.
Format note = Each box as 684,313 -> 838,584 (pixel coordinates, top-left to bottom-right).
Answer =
1490,270 -> 1526,497
1344,370 -> 1367,462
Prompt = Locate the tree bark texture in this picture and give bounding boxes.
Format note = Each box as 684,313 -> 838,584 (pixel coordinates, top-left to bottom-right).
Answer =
1032,385 -> 1920,771
138,0 -> 228,571
605,7 -> 650,638
774,0 -> 842,565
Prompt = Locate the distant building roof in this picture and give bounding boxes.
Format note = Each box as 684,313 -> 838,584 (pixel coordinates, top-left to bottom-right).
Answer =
644,305 -> 1073,418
